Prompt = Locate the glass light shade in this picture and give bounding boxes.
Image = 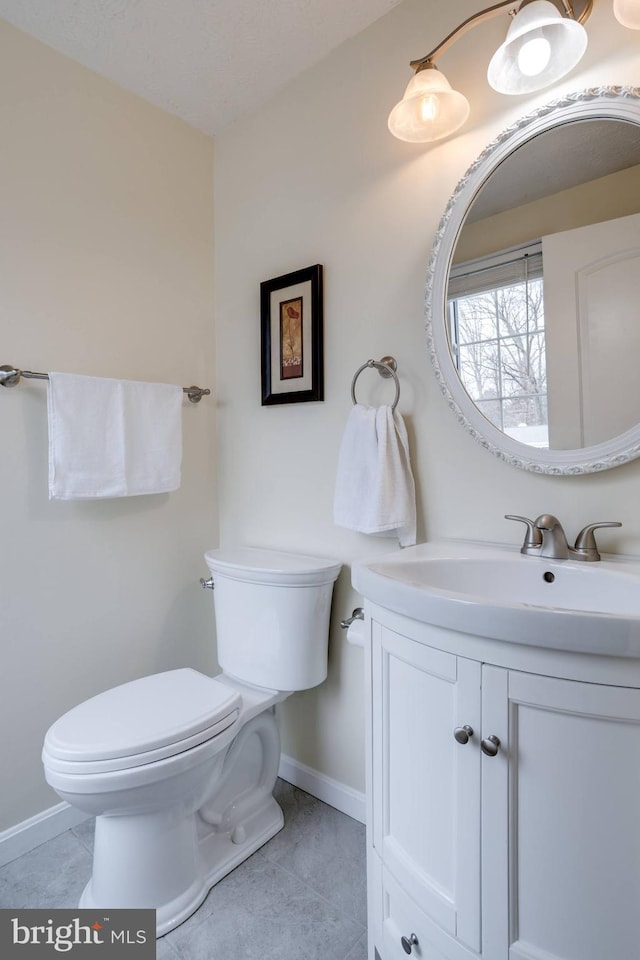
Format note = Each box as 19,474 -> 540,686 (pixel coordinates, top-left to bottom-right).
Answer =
388,68 -> 470,143
614,0 -> 640,29
487,0 -> 588,95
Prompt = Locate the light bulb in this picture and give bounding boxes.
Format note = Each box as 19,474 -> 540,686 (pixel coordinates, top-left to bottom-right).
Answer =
517,36 -> 552,76
420,95 -> 440,122
487,0 -> 587,95
614,0 -> 640,29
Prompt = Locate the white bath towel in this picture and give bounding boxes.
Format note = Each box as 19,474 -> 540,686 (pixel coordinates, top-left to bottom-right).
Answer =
334,404 -> 416,547
47,372 -> 183,500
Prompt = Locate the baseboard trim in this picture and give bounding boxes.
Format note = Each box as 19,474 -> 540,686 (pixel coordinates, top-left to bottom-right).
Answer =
0,803 -> 90,868
0,757 -> 364,869
278,754 -> 365,824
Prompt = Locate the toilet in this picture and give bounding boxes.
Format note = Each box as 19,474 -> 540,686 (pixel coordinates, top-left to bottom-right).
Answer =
42,547 -> 341,936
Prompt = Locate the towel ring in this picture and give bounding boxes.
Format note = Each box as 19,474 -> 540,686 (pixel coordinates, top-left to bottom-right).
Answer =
351,357 -> 400,411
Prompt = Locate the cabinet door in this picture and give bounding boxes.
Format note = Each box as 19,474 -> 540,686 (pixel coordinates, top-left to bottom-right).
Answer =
482,666 -> 640,960
371,622 -> 482,952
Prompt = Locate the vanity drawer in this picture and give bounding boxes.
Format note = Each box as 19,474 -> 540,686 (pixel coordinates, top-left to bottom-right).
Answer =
379,866 -> 477,960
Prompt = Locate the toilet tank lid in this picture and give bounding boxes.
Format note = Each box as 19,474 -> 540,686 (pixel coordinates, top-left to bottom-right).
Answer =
44,669 -> 241,763
204,547 -> 342,585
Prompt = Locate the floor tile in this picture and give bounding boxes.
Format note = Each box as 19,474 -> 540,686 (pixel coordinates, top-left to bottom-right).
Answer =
157,936 -> 178,958
345,933 -> 369,960
165,853 -> 364,960
0,781 -> 368,958
261,780 -> 367,926
0,831 -> 91,909
71,817 -> 95,855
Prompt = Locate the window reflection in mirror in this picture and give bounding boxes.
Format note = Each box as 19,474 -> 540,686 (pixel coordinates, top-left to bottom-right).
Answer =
448,242 -> 548,447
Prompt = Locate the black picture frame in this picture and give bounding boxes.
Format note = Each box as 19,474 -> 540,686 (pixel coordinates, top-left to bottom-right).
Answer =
260,264 -> 324,405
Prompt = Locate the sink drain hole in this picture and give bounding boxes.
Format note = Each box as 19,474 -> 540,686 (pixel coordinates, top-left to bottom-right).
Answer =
543,571 -> 555,583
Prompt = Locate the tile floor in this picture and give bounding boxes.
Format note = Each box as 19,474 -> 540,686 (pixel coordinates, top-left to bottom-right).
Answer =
0,780 -> 368,960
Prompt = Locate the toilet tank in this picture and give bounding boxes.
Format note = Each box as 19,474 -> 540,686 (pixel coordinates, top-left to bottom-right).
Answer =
204,547 -> 342,692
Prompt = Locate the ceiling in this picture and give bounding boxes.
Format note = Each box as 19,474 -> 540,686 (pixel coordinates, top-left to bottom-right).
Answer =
0,0 -> 406,136
468,119 -> 640,221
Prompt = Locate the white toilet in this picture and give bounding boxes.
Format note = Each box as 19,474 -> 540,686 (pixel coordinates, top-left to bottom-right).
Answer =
42,547 -> 341,936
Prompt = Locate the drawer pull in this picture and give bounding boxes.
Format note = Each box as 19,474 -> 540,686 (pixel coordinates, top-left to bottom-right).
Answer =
401,932 -> 419,954
481,734 -> 501,757
453,724 -> 474,744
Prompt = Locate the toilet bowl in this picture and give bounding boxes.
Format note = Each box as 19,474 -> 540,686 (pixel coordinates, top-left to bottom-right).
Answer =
42,547 -> 341,936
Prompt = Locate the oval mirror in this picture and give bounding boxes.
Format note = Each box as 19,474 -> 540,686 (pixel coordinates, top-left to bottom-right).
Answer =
426,86 -> 640,474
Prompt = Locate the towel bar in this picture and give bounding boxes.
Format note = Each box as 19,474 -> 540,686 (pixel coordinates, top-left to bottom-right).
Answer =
0,365 -> 211,404
351,356 -> 399,411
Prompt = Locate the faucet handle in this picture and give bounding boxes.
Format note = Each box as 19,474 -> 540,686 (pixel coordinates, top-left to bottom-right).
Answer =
505,515 -> 543,555
573,521 -> 622,561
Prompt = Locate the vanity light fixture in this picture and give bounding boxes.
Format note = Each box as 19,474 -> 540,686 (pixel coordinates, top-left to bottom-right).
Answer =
613,0 -> 640,28
389,0 -> 634,143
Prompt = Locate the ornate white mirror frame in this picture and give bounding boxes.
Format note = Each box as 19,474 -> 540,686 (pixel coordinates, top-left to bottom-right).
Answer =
426,86 -> 640,475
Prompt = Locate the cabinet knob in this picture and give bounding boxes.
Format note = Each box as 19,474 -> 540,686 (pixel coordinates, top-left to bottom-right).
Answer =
453,724 -> 474,744
481,735 -> 501,757
401,933 -> 419,954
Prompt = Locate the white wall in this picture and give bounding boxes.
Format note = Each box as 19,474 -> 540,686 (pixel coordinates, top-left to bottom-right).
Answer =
0,21 -> 217,832
214,0 -> 640,795
3,0 -> 639,837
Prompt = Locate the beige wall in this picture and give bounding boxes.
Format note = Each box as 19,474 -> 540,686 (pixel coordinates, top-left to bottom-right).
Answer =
214,0 -> 640,795
0,21 -> 217,831
3,0 -> 640,835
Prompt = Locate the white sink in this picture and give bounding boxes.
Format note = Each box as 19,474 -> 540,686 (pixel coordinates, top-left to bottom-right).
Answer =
352,541 -> 640,657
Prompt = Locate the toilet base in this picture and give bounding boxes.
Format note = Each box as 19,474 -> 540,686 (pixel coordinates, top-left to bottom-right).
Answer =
76,702 -> 286,937
79,793 -> 284,937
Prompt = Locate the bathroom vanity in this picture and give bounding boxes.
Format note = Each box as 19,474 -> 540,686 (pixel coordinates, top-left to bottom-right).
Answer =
353,541 -> 640,960
354,82 -> 640,960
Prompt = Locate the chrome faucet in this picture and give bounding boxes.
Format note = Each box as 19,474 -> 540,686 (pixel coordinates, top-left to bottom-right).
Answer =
506,514 -> 622,561
533,514 -> 570,559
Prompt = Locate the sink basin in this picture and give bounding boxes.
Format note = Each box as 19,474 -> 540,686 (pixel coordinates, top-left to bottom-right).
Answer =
352,541 -> 640,657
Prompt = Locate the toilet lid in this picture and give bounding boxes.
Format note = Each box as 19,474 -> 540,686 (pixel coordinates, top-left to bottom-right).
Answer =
44,669 -> 241,764
204,546 -> 342,586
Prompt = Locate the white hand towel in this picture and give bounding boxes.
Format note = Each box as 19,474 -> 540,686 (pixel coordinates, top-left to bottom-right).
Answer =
47,372 -> 183,500
334,404 -> 416,547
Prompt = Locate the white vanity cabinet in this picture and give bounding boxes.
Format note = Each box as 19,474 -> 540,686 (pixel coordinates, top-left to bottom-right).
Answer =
365,605 -> 640,960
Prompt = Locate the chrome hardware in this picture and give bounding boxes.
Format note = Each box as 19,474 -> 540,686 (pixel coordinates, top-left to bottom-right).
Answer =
340,607 -> 364,629
350,356 -> 400,411
481,735 -> 501,757
534,514 -> 570,560
573,521 -> 622,562
378,356 -> 397,378
199,577 -> 214,590
527,514 -> 623,562
184,385 -> 211,404
0,363 -> 211,403
401,933 -> 419,955
505,514 -> 543,555
453,725 -> 474,744
0,364 -> 22,387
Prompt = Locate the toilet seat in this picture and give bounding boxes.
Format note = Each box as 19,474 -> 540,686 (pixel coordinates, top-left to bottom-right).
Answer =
43,669 -> 241,775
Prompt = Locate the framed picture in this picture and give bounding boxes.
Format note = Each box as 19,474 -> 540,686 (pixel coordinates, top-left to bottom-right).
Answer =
260,264 -> 324,405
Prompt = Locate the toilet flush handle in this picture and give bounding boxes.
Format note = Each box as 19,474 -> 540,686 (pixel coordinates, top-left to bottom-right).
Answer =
200,577 -> 215,590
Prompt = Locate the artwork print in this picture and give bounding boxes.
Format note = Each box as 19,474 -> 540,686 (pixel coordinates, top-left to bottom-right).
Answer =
260,265 -> 323,405
280,297 -> 303,380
